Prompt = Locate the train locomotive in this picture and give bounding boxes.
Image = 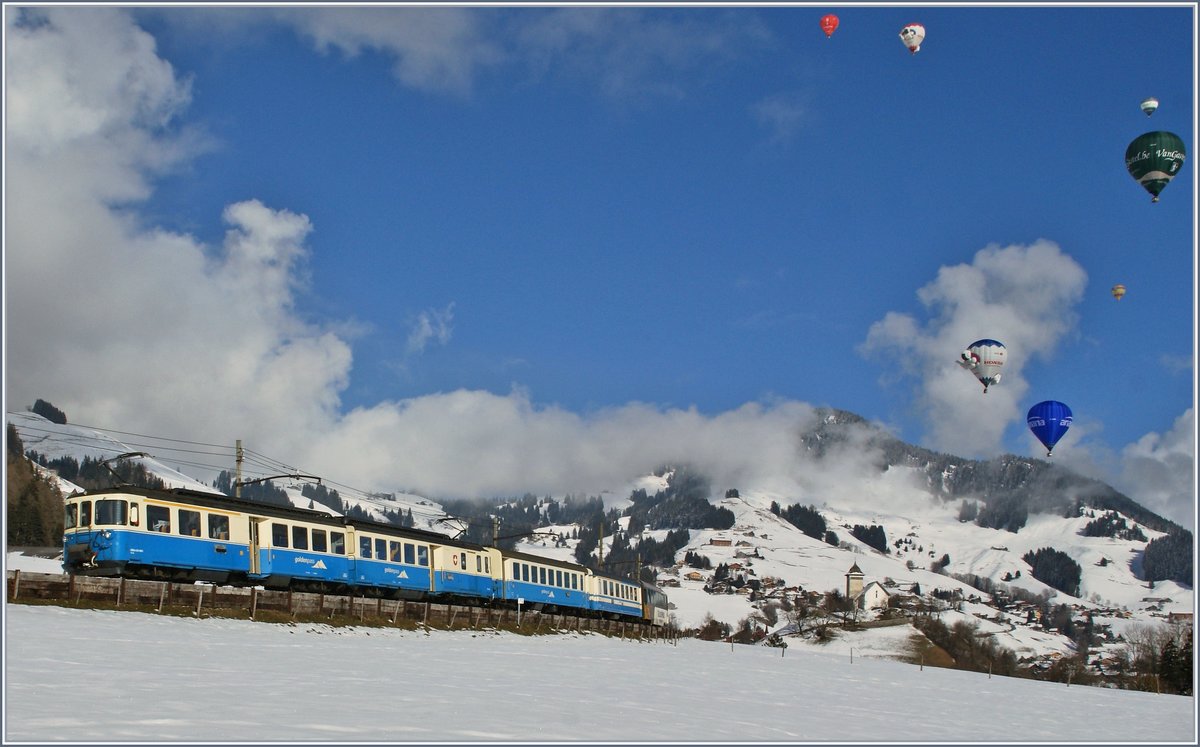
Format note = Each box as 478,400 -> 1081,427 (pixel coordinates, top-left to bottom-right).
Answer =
61,486 -> 670,626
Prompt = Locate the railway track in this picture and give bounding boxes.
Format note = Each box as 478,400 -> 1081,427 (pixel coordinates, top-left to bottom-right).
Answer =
6,569 -> 675,641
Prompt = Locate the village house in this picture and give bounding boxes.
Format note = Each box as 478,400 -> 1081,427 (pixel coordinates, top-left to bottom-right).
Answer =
854,580 -> 891,611
1168,611 -> 1194,627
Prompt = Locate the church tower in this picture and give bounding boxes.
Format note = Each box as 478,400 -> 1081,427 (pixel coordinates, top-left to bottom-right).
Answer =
845,562 -> 864,600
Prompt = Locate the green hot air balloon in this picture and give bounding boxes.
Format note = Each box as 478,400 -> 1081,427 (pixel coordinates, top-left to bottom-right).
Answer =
1125,131 -> 1187,202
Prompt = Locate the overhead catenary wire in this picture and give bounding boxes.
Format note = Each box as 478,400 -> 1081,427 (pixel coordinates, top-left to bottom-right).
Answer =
7,411 -> 404,506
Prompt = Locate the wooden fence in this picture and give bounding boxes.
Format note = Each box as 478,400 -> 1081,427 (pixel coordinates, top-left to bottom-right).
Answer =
6,569 -> 669,641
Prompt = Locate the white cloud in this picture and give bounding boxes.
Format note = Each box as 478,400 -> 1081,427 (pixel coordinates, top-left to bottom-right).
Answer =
271,7 -> 769,101
1115,409 -> 1195,530
751,92 -> 807,144
4,7 -> 351,454
308,391 -> 824,500
860,240 -> 1088,457
276,7 -> 502,96
406,303 -> 456,355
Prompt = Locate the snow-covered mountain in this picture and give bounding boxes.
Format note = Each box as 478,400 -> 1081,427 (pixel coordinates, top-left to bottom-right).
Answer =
6,409 -> 1192,671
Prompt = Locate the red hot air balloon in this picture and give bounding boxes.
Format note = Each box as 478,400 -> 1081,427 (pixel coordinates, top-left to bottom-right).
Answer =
820,14 -> 839,38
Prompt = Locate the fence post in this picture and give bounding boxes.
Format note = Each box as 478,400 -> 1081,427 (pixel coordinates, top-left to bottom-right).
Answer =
250,588 -> 258,620
10,569 -> 19,600
117,577 -> 125,608
195,588 -> 204,618
158,582 -> 167,613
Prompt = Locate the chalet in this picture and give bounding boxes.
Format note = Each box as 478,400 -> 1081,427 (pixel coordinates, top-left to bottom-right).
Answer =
1168,612 -> 1194,626
684,571 -> 705,582
710,538 -> 732,547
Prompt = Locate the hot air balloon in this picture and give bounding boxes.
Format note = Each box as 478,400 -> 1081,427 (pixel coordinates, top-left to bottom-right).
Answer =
899,23 -> 925,54
820,14 -> 839,38
1125,131 -> 1187,202
956,339 -> 1006,393
1111,284 -> 1126,301
1140,97 -> 1159,116
1027,400 -> 1072,457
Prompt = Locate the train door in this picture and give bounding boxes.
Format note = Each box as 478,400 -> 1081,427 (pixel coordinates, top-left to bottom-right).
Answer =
248,518 -> 262,575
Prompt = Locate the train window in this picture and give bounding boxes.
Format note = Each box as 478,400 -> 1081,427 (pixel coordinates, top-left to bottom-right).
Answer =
417,546 -> 429,566
331,532 -> 345,555
359,537 -> 372,558
130,504 -> 139,526
572,574 -> 578,590
389,541 -> 402,562
459,552 -> 467,569
271,523 -> 288,548
65,504 -> 78,530
208,515 -> 230,541
146,505 -> 170,533
555,570 -> 563,587
180,510 -> 201,537
404,544 -> 415,564
312,529 -> 327,553
94,499 -> 128,526
522,564 -> 530,582
484,557 -> 490,573
476,555 -> 482,573
292,526 -> 309,550
539,567 -> 547,585
512,561 -> 519,578
80,501 -> 92,527
375,538 -> 387,561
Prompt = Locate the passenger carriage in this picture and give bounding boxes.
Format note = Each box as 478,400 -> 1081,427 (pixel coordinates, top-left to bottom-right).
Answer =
500,548 -> 590,613
587,572 -> 642,619
430,543 -> 502,600
640,581 -> 670,627
345,520 -> 441,598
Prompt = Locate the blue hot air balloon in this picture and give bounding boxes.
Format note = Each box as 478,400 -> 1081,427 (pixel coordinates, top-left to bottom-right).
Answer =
1027,400 -> 1072,457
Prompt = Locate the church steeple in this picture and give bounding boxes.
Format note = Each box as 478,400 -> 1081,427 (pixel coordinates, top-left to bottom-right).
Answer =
845,562 -> 864,599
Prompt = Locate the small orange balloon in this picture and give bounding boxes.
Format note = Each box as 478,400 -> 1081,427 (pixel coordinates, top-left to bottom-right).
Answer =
1111,284 -> 1126,301
820,14 -> 839,38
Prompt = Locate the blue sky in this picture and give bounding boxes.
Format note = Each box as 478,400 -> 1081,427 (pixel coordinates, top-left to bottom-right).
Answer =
4,4 -> 1195,526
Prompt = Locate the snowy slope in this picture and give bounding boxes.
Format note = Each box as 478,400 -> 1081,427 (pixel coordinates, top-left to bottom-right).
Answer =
9,411 -> 214,494
2,600 -> 1194,743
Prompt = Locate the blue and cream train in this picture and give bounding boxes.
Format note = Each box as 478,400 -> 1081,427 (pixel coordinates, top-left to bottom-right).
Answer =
61,486 -> 671,627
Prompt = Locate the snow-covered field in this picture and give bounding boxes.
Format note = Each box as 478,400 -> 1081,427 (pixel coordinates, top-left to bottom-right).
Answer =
3,556 -> 1195,743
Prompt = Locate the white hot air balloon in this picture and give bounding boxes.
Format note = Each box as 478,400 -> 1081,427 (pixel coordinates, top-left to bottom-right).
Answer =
1140,97 -> 1159,116
956,338 -> 1006,393
899,23 -> 925,54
